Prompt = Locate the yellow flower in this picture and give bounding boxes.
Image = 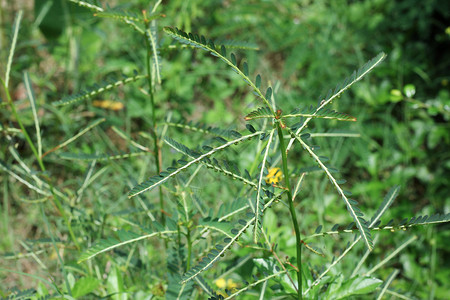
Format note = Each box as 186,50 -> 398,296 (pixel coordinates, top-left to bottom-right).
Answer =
266,167 -> 283,185
214,278 -> 238,290
93,100 -> 124,111
215,278 -> 227,289
226,279 -> 238,289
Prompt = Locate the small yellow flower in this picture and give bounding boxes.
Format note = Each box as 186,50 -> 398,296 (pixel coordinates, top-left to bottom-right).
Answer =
215,278 -> 227,289
214,278 -> 238,291
93,100 -> 124,111
226,279 -> 237,289
266,167 -> 283,185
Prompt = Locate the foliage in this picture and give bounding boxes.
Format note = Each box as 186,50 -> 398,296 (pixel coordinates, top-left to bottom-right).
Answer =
1,1 -> 448,299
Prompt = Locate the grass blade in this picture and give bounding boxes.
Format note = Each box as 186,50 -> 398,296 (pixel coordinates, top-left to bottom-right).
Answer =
24,72 -> 42,157
5,11 -> 23,87
42,118 -> 106,158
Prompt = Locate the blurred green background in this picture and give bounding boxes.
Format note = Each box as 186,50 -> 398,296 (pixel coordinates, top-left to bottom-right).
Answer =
1,0 -> 449,298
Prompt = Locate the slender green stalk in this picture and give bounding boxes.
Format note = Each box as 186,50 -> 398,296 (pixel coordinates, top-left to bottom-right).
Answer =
276,122 -> 302,299
181,189 -> 192,270
2,79 -> 42,170
144,25 -> 165,225
186,227 -> 192,271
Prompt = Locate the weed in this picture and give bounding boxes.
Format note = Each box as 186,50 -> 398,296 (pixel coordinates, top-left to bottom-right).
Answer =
1,1 -> 448,299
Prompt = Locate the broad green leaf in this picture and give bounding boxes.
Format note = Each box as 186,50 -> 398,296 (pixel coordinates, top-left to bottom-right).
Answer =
327,276 -> 382,299
107,266 -> 127,300
72,276 -> 100,298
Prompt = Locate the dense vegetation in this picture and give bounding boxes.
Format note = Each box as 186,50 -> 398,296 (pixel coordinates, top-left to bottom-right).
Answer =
1,0 -> 449,299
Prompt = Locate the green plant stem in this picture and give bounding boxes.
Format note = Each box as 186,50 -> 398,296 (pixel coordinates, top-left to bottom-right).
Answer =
276,122 -> 302,299
144,29 -> 165,226
186,226 -> 192,271
1,79 -> 79,250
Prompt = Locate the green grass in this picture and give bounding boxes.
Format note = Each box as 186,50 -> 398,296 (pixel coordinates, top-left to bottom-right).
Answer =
1,1 -> 449,299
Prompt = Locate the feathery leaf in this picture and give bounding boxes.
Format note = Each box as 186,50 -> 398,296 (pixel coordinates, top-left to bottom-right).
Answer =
288,127 -> 373,250
78,229 -> 177,262
146,25 -> 162,83
53,73 -> 146,106
163,27 -> 275,112
129,131 -> 263,198
370,186 -> 400,226
286,53 -> 386,152
283,106 -> 356,121
244,107 -> 273,121
182,195 -> 282,284
59,151 -> 150,161
164,121 -> 242,139
69,0 -> 103,12
253,129 -> 276,243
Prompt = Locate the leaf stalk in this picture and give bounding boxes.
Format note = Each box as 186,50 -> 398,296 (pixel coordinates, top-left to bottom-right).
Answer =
144,24 -> 165,225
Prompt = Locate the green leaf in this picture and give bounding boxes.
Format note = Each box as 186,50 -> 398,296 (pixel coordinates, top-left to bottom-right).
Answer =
59,151 -> 150,161
68,0 -> 103,12
286,53 -> 386,152
94,9 -> 143,23
245,107 -> 273,121
369,186 -> 400,226
166,245 -> 195,299
255,74 -> 261,88
265,87 -> 272,100
216,198 -> 249,220
53,73 -> 146,106
243,62 -> 249,76
72,276 -> 100,298
253,257 -> 296,293
220,45 -> 226,57
128,131 -> 262,198
163,27 -> 275,111
93,9 -> 162,34
78,229 -> 177,262
253,129 -> 276,243
329,276 -> 382,299
107,266 -> 127,300
288,127 -> 373,250
5,11 -> 23,88
182,195 -> 282,284
146,26 -> 162,83
163,120 -> 242,139
246,124 -> 256,133
214,39 -> 259,51
283,107 -> 357,122
199,218 -> 234,237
